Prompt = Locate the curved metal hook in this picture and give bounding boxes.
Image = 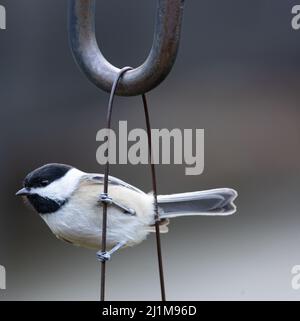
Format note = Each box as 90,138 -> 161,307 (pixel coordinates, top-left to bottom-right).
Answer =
68,0 -> 185,96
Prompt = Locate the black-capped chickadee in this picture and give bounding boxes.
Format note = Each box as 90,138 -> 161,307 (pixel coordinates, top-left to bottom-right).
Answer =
16,163 -> 238,261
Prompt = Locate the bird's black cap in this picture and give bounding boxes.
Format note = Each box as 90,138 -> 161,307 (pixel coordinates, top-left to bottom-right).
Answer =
23,163 -> 73,189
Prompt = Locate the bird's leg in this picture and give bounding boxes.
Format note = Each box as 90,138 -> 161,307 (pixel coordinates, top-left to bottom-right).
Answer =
96,241 -> 126,262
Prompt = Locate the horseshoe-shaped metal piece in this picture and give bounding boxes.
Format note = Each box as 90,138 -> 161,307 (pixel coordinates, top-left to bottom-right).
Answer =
68,0 -> 185,96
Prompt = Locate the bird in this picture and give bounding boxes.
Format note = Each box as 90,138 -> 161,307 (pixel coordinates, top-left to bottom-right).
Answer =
16,163 -> 238,262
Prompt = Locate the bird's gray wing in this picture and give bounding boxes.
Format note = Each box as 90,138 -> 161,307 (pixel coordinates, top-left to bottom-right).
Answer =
81,173 -> 146,195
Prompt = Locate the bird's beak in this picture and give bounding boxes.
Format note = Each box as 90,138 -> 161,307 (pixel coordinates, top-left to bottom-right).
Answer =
15,188 -> 31,196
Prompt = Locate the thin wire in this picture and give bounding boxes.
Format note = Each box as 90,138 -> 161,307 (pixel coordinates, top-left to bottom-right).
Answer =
101,67 -> 132,301
100,68 -> 166,301
142,94 -> 166,301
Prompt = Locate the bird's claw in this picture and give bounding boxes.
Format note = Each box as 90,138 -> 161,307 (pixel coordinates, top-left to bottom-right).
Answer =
96,251 -> 111,262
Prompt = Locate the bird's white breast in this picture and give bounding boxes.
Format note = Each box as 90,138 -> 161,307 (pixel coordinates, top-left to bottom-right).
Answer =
41,182 -> 154,250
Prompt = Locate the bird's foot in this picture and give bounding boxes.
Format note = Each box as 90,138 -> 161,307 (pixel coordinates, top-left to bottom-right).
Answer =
96,251 -> 111,262
99,193 -> 135,216
96,241 -> 126,262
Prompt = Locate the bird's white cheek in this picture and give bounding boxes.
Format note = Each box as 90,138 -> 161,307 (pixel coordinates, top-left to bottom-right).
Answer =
31,168 -> 84,201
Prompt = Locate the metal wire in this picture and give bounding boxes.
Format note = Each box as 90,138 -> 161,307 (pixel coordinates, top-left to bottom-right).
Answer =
100,68 -> 166,301
142,94 -> 166,301
101,67 -> 133,301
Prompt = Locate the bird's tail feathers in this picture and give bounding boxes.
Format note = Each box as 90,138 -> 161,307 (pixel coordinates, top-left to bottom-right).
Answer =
156,188 -> 237,219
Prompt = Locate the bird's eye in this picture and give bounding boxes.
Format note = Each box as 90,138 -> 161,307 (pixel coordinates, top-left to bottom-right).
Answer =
40,180 -> 49,187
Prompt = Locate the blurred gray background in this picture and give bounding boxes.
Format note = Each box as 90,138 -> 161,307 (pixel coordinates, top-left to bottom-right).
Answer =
1,0 -> 300,300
